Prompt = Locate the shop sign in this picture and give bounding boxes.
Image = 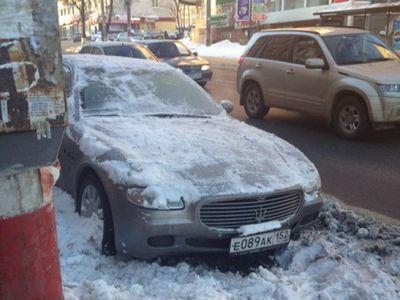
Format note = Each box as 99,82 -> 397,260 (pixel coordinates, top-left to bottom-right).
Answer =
252,0 -> 267,22
236,0 -> 251,21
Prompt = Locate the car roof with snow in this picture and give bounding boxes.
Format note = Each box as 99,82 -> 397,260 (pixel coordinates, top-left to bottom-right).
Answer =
261,26 -> 367,36
63,54 -> 172,73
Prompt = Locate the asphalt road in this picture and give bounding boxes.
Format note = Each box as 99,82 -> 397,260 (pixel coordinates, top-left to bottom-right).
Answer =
205,57 -> 400,220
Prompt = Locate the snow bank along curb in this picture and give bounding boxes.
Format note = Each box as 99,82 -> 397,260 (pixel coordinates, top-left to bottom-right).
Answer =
55,188 -> 400,299
181,38 -> 246,59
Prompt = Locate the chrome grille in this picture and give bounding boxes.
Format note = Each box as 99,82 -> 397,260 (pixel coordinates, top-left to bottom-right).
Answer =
199,191 -> 302,230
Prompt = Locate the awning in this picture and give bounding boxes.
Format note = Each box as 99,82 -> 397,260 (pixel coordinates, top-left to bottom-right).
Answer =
314,2 -> 400,16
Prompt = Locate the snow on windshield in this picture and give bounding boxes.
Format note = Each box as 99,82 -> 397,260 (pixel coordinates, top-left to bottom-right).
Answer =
63,55 -> 221,117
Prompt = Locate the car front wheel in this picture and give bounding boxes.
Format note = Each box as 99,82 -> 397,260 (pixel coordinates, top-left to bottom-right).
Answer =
78,174 -> 116,256
333,96 -> 370,140
243,83 -> 269,119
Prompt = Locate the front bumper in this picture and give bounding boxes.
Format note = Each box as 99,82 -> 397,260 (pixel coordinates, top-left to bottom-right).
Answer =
379,97 -> 400,123
114,192 -> 322,259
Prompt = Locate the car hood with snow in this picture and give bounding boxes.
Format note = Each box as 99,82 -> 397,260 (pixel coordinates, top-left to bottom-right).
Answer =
63,54 -> 320,210
73,115 -> 320,209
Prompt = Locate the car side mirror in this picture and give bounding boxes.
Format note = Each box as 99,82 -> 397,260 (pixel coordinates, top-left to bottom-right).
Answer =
193,51 -> 198,57
305,58 -> 326,69
220,100 -> 234,114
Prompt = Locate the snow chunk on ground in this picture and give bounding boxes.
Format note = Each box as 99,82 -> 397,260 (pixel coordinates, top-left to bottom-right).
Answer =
55,188 -> 400,299
181,38 -> 246,59
237,221 -> 281,236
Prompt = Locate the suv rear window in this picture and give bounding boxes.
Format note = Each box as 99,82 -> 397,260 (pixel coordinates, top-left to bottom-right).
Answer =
258,36 -> 291,62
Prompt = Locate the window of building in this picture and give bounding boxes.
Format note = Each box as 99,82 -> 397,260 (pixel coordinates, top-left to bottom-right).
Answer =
259,35 -> 292,62
266,0 -> 282,12
153,0 -> 159,7
306,0 -> 329,7
291,37 -> 324,65
284,0 -> 305,10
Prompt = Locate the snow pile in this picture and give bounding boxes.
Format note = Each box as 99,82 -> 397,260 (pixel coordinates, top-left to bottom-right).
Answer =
55,188 -> 400,300
181,38 -> 246,59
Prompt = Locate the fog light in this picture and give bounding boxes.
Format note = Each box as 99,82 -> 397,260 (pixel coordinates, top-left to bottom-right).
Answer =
148,235 -> 174,247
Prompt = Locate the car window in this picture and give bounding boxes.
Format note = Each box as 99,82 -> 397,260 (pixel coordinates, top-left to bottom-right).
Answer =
103,45 -> 145,59
247,36 -> 268,58
80,46 -> 92,54
91,47 -> 103,55
147,41 -> 191,58
292,37 -> 324,65
259,36 -> 291,62
137,45 -> 158,61
323,33 -> 398,65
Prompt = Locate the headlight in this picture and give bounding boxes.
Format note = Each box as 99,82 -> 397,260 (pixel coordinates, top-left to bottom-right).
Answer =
127,188 -> 185,210
201,65 -> 210,71
376,84 -> 400,97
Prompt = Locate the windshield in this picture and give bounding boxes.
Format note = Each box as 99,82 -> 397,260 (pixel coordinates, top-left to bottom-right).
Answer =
77,67 -> 221,117
147,41 -> 191,58
323,33 -> 398,65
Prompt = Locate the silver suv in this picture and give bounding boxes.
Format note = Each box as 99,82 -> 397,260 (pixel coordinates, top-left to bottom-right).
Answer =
237,27 -> 400,139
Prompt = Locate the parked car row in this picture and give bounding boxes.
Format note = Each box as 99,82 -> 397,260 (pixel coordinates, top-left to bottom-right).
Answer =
79,40 -> 213,87
237,27 -> 400,139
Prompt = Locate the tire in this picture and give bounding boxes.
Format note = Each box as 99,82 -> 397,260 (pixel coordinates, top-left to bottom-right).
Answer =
78,174 -> 116,256
333,96 -> 370,140
243,83 -> 269,119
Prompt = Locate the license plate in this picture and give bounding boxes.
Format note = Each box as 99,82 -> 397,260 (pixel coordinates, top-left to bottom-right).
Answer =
229,229 -> 291,254
190,72 -> 202,79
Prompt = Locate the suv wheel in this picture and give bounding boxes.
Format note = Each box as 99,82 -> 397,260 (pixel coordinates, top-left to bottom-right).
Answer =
78,174 -> 116,256
243,83 -> 269,119
333,96 -> 370,140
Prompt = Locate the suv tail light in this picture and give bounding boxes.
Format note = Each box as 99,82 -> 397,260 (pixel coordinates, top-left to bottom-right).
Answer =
238,56 -> 244,65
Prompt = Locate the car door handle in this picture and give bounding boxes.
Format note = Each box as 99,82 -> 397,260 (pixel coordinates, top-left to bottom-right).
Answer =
286,69 -> 295,74
255,63 -> 262,68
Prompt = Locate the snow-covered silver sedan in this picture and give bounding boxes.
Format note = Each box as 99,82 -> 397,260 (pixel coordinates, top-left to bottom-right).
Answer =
59,55 -> 322,259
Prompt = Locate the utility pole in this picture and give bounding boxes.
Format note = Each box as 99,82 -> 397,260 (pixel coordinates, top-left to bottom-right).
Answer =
126,0 -> 132,36
206,0 -> 211,45
0,0 -> 67,299
101,0 -> 107,40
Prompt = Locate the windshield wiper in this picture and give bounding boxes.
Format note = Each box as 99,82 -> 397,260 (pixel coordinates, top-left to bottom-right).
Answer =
145,113 -> 210,119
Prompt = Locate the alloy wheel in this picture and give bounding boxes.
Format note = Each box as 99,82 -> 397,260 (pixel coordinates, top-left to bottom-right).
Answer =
80,184 -> 103,219
338,105 -> 361,135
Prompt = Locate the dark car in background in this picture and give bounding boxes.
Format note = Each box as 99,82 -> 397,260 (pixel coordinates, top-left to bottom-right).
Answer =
137,40 -> 213,87
79,42 -> 158,61
73,32 -> 82,43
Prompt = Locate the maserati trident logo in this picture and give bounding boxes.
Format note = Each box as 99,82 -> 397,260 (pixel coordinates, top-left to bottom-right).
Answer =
255,207 -> 269,223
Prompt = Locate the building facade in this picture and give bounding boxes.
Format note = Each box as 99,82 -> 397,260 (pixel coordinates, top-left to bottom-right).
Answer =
209,0 -> 400,44
58,0 -> 176,40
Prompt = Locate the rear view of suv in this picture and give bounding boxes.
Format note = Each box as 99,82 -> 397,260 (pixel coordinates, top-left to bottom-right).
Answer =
237,27 -> 400,139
